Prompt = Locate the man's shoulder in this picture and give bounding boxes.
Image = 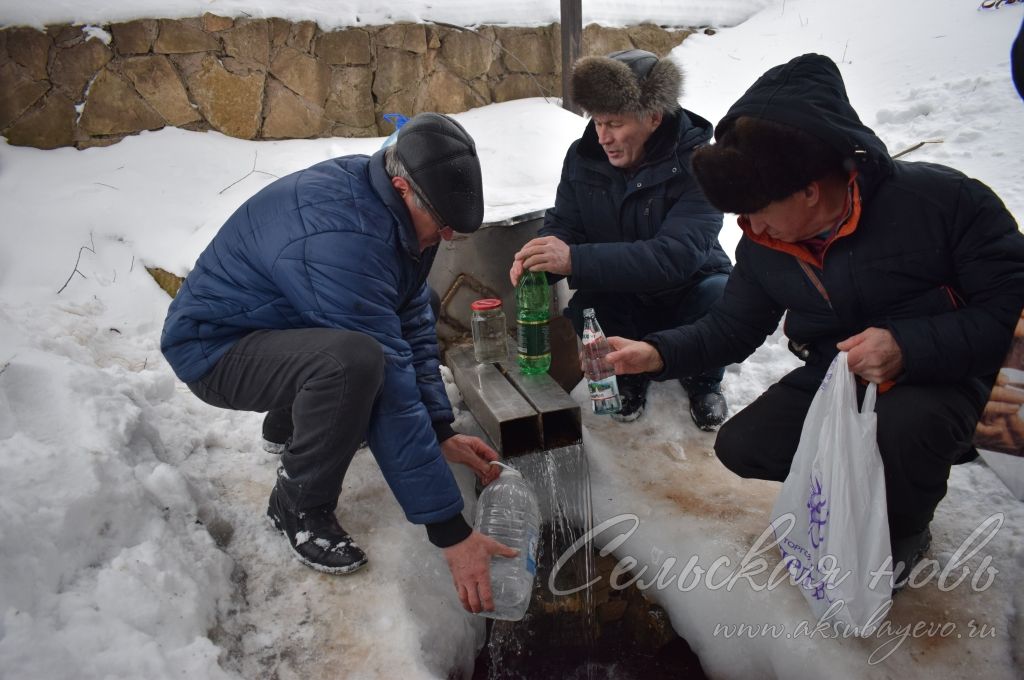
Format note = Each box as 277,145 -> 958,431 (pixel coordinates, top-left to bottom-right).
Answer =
298,154 -> 373,191
870,160 -> 971,211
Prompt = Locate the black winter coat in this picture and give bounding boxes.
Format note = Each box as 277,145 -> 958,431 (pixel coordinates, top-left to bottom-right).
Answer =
648,54 -> 1024,386
540,110 -> 732,304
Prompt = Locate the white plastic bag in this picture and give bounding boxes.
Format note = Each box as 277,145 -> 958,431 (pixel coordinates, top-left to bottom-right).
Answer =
770,352 -> 892,634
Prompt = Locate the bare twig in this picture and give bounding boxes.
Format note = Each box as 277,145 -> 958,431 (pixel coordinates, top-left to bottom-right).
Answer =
93,182 -> 119,190
219,151 -> 279,195
0,358 -> 11,378
892,139 -> 944,159
130,255 -> 135,273
841,39 -> 849,63
57,233 -> 97,295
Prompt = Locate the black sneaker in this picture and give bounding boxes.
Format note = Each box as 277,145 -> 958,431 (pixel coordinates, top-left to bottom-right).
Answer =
262,408 -> 293,455
612,374 -> 649,423
267,484 -> 368,575
682,379 -> 728,431
892,528 -> 932,593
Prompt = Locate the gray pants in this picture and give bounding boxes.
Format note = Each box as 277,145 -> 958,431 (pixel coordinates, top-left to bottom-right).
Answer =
188,328 -> 385,512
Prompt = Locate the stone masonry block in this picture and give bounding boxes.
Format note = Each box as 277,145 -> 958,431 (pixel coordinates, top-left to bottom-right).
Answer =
186,55 -> 264,139
4,91 -> 75,148
79,67 -> 166,135
122,55 -> 201,126
316,29 -> 371,65
51,38 -> 113,100
154,19 -> 220,54
270,47 -> 329,106
5,27 -> 51,80
110,20 -> 157,55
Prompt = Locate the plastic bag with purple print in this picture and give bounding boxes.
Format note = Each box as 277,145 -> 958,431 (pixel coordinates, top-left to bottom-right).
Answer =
769,352 -> 892,634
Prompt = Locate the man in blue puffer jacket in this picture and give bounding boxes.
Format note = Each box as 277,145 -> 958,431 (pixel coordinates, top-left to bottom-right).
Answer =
161,113 -> 515,614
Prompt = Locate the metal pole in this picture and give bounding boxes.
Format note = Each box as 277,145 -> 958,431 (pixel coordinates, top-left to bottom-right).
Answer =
560,0 -> 582,114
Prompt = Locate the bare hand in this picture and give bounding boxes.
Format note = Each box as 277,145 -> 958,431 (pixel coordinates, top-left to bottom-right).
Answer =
443,530 -> 518,613
974,377 -> 1024,452
509,236 -> 571,285
836,328 -> 903,383
440,434 -> 501,486
604,336 -> 664,375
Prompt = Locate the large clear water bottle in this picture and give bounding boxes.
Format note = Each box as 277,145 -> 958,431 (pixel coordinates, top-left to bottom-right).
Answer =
474,462 -> 541,621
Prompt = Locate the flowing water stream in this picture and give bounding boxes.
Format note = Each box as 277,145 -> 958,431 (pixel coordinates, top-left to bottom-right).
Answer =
473,444 -> 707,679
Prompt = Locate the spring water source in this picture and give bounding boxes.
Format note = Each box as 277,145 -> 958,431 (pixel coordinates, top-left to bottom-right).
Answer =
481,442 -> 600,679
473,443 -> 708,680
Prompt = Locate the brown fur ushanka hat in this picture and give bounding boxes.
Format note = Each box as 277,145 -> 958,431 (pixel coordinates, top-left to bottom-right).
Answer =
571,49 -> 683,118
692,117 -> 848,215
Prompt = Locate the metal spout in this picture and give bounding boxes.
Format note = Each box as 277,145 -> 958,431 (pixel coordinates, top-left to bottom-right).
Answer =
447,344 -> 581,457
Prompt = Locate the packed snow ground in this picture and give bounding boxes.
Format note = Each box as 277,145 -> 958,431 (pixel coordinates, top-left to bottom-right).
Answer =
1,1 -> 1023,679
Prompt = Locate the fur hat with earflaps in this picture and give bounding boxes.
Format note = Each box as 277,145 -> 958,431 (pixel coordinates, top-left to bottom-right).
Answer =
692,117 -> 849,215
571,49 -> 683,118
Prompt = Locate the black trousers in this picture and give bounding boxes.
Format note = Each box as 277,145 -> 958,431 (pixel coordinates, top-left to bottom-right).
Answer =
565,273 -> 730,385
188,328 -> 385,512
714,365 -> 989,539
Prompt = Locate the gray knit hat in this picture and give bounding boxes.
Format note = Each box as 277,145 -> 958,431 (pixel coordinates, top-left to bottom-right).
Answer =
571,49 -> 683,118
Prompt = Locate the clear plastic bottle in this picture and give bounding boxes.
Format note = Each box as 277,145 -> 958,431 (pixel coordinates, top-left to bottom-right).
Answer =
582,308 -> 621,415
516,270 -> 551,375
474,462 -> 541,621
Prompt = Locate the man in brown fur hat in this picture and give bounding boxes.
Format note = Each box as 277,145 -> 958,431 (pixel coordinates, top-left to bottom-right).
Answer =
510,49 -> 733,430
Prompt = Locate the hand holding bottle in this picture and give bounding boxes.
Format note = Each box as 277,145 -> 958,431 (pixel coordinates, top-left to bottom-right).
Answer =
443,530 -> 519,614
604,336 -> 665,375
509,236 -> 571,285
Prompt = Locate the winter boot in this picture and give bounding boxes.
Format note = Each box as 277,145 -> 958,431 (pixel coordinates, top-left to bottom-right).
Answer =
891,527 -> 932,594
267,484 -> 368,575
612,374 -> 650,423
682,378 -> 728,431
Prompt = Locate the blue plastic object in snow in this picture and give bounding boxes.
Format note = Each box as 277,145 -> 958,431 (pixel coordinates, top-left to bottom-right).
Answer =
381,113 -> 410,149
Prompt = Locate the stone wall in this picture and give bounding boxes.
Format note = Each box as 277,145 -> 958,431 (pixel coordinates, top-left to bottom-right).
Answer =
0,15 -> 695,150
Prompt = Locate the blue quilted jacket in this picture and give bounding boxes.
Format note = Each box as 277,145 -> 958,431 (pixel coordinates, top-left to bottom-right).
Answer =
161,150 -> 462,525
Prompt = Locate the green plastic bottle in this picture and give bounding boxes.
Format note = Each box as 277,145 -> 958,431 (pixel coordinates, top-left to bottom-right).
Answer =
515,270 -> 551,375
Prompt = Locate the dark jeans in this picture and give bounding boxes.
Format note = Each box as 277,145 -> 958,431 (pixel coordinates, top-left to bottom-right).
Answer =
565,273 -> 729,385
714,365 -> 989,539
188,328 -> 385,512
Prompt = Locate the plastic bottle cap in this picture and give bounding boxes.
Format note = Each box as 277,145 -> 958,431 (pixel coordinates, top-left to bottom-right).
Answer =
471,298 -> 503,311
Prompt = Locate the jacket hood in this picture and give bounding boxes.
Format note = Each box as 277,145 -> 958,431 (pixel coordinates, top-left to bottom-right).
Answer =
717,54 -> 892,190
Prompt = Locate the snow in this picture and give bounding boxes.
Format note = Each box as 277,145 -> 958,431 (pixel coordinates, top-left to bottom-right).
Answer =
1,1 -> 1022,679
0,0 -> 774,31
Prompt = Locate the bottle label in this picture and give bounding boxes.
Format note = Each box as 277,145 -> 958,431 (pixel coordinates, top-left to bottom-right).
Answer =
589,377 -> 617,402
526,527 -> 539,576
517,321 -> 550,358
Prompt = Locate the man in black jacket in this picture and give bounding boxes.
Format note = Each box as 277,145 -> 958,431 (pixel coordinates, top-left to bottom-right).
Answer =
604,53 -> 1024,584
509,49 -> 733,429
